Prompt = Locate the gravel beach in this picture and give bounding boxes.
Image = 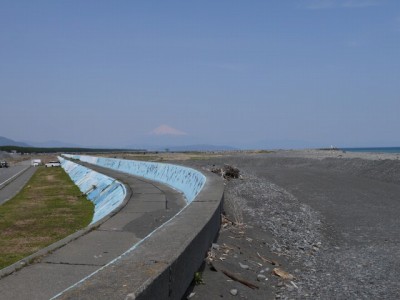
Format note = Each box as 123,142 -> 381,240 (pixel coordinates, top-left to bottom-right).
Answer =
184,150 -> 400,299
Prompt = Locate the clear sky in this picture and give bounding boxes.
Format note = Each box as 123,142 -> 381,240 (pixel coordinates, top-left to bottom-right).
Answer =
1,0 -> 399,149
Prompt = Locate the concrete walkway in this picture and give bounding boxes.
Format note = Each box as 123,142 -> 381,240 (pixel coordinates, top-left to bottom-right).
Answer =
0,163 -> 186,300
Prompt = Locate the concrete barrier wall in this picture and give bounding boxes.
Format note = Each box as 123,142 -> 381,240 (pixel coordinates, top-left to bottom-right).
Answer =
63,155 -> 206,203
56,155 -> 222,299
54,164 -> 224,300
59,157 -> 126,224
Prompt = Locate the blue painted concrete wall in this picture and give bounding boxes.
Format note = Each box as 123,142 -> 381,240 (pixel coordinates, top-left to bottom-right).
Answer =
63,155 -> 206,203
59,157 -> 126,224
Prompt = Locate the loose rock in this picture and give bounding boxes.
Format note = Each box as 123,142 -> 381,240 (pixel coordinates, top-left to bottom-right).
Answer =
239,262 -> 250,269
257,274 -> 267,281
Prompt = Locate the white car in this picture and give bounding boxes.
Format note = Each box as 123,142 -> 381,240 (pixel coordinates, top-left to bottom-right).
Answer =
45,161 -> 61,167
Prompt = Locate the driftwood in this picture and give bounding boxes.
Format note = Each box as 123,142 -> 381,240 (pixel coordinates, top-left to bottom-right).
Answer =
211,164 -> 240,180
210,262 -> 259,290
223,164 -> 240,179
220,268 -> 259,290
257,252 -> 279,266
273,268 -> 294,280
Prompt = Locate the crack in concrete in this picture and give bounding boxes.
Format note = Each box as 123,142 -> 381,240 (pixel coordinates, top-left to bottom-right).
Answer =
43,261 -> 104,267
96,228 -> 127,232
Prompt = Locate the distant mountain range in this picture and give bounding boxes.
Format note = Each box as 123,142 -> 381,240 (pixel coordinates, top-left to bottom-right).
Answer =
22,140 -> 82,148
124,142 -> 238,152
125,125 -> 239,151
0,136 -> 82,148
0,136 -> 30,147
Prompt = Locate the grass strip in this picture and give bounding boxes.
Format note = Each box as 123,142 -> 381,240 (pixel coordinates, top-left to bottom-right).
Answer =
0,166 -> 94,269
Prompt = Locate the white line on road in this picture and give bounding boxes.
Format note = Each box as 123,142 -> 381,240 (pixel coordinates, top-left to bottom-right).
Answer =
0,167 -> 30,188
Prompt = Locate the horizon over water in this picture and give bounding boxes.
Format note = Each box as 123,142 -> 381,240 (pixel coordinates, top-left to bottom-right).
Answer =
342,147 -> 400,154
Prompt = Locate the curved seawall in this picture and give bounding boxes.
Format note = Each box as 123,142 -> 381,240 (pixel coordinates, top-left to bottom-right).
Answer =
56,154 -> 223,299
63,155 -> 206,203
59,157 -> 126,224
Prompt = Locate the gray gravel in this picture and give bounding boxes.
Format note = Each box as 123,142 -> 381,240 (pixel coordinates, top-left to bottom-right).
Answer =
223,167 -> 325,299
187,150 -> 400,299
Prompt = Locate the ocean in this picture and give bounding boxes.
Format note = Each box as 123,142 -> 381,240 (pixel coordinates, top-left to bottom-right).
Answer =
342,147 -> 400,154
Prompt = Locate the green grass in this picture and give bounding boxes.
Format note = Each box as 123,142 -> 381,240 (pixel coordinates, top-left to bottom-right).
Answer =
0,167 -> 94,269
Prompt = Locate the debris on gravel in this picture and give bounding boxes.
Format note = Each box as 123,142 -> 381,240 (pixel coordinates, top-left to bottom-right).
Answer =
211,164 -> 240,180
184,151 -> 400,299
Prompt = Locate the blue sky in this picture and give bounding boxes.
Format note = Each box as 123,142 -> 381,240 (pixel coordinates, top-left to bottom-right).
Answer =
1,0 -> 399,149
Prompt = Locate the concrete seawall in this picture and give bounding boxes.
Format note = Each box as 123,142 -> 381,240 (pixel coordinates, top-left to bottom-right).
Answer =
55,155 -> 224,299
63,155 -> 206,203
59,157 -> 126,224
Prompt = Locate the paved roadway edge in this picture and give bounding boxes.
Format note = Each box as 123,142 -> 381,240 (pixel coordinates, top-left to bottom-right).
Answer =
0,165 -> 32,192
0,167 -> 133,279
0,166 -> 28,189
54,165 -> 224,300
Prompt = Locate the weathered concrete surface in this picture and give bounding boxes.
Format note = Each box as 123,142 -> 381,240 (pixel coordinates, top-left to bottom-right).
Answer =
54,166 -> 224,300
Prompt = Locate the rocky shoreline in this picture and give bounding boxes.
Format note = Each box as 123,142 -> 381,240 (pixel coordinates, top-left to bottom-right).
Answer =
184,150 -> 400,299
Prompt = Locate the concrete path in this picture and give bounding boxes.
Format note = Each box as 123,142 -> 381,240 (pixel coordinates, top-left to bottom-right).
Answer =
0,163 -> 186,300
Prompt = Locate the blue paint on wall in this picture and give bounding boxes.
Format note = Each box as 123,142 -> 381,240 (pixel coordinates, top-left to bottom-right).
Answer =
59,157 -> 126,224
63,155 -> 206,203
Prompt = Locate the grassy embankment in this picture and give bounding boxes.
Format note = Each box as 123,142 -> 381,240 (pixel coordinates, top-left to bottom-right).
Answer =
0,167 -> 94,269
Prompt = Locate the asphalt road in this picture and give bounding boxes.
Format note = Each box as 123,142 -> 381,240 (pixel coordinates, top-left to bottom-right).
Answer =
0,163 -> 186,300
0,161 -> 36,205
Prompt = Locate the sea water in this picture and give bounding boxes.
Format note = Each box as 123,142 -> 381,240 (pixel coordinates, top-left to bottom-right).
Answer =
343,147 -> 400,154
